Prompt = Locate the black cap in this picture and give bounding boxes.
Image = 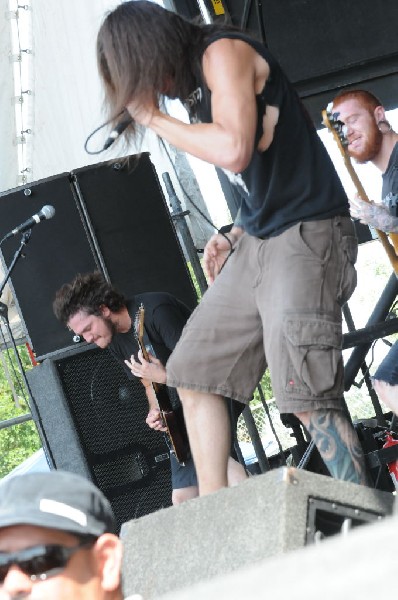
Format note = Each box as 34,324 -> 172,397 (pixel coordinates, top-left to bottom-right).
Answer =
0,471 -> 116,537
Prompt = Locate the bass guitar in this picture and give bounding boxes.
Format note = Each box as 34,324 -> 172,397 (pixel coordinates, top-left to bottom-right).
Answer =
134,304 -> 190,464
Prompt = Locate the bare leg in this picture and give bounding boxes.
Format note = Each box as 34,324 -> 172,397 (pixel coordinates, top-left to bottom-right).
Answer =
295,409 -> 369,486
178,389 -> 230,495
373,380 -> 398,415
227,457 -> 248,486
172,485 -> 199,505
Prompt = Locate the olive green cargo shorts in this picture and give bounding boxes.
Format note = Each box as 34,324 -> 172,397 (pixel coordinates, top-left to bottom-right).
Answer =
167,216 -> 357,413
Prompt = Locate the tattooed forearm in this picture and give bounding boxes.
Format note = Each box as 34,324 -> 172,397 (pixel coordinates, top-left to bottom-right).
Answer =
353,201 -> 398,232
306,410 -> 369,485
368,204 -> 398,232
349,194 -> 398,232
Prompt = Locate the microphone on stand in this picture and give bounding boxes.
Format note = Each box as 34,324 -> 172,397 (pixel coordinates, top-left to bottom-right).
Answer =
103,114 -> 133,150
3,205 -> 56,241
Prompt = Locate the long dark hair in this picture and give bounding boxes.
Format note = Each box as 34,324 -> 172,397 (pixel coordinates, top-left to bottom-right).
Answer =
96,1 -> 237,140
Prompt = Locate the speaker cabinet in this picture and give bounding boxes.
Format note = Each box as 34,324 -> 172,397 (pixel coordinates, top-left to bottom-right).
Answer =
0,174 -> 99,359
27,346 -> 172,530
0,153 -> 197,360
71,154 -> 196,307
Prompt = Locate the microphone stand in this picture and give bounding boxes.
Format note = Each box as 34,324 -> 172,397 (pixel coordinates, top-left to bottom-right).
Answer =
0,229 -> 56,468
0,230 -> 33,413
0,230 -> 32,296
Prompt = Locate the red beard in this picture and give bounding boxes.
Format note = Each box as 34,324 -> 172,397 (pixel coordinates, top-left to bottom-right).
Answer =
349,120 -> 383,164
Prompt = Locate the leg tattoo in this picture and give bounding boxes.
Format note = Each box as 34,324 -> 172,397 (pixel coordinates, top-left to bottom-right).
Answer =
306,410 -> 369,485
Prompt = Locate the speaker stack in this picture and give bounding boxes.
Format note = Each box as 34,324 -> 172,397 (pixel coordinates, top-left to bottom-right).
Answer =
0,153 -> 198,528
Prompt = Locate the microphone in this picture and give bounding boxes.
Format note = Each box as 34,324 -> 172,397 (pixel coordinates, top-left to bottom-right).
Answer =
103,114 -> 133,150
3,205 -> 56,240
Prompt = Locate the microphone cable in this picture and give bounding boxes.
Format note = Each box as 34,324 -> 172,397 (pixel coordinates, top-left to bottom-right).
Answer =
84,109 -> 127,155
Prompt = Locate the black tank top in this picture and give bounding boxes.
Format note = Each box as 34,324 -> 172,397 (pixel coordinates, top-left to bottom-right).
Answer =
184,31 -> 349,238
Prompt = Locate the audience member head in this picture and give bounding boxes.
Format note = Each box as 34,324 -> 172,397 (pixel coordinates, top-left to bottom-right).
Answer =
0,470 -> 123,599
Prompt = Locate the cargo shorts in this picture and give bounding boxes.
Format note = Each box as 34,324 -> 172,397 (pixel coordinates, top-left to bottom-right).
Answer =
167,216 -> 357,414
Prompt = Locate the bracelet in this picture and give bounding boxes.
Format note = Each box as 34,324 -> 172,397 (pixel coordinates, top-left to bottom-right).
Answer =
219,231 -> 237,249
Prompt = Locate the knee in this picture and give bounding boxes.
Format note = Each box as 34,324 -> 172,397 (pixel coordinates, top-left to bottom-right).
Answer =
177,389 -> 221,409
177,388 -> 200,409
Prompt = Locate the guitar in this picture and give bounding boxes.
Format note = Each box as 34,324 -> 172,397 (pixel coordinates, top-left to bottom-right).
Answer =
322,104 -> 398,275
134,304 -> 190,464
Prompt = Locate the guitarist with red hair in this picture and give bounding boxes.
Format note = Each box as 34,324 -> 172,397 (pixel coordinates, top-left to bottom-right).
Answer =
330,89 -> 398,415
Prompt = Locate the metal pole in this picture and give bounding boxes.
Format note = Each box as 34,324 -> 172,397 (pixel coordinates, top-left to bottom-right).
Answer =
162,172 -> 208,296
343,303 -> 387,427
242,405 -> 270,473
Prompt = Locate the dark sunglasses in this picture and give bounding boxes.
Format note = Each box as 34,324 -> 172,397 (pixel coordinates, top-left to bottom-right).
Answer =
0,536 -> 97,584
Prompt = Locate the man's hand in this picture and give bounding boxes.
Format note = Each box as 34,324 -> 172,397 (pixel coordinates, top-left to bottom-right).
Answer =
126,97 -> 160,128
124,350 -> 167,384
204,229 -> 242,284
146,408 -> 167,432
349,194 -> 398,232
349,194 -> 376,224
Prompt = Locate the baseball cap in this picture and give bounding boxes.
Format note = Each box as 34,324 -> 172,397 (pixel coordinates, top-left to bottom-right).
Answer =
0,470 -> 116,537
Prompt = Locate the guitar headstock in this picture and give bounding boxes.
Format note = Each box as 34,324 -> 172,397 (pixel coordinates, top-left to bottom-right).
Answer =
322,103 -> 349,161
134,304 -> 145,344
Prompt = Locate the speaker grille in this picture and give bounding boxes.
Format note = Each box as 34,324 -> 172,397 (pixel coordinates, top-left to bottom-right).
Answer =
111,470 -> 172,523
57,350 -> 155,453
40,347 -> 173,529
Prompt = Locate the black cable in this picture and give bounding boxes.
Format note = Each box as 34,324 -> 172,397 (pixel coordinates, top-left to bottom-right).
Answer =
83,110 -> 125,156
159,138 -> 234,256
254,0 -> 267,46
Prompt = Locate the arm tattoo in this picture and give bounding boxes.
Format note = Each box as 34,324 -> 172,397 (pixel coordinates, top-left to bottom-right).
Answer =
307,410 -> 369,485
367,203 -> 398,233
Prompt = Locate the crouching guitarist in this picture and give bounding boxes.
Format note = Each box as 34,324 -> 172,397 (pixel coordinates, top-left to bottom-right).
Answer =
53,272 -> 247,505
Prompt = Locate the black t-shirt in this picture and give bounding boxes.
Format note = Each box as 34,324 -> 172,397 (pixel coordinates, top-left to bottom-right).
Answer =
184,31 -> 349,238
109,291 -> 244,448
108,292 -> 191,383
382,142 -> 398,214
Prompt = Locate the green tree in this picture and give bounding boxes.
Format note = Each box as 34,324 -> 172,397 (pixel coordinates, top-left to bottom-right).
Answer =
0,345 -> 41,478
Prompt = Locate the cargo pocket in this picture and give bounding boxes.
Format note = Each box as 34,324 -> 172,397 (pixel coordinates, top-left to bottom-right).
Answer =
284,316 -> 343,397
338,234 -> 358,305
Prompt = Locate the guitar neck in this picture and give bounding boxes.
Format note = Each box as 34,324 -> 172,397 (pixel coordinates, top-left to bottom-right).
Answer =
343,139 -> 398,274
134,305 -> 190,464
137,339 -> 173,412
343,157 -> 369,203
